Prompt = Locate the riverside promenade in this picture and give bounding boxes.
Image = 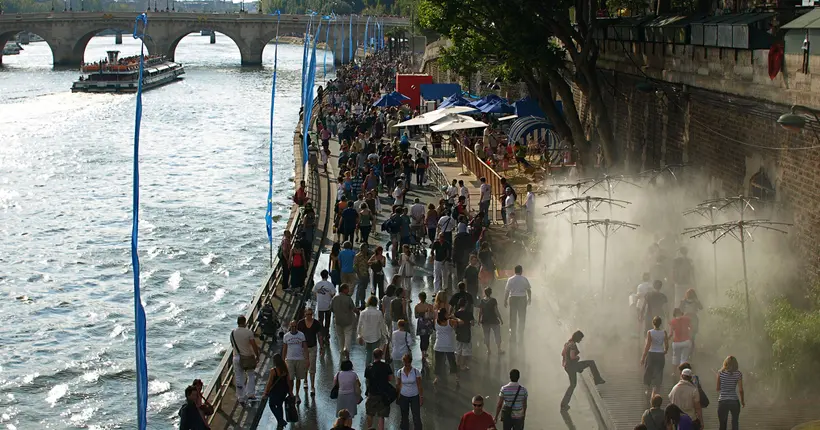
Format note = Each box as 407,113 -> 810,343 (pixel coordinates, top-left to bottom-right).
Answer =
249,134 -> 604,429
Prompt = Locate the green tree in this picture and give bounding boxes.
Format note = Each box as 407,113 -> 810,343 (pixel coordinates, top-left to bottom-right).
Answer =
418,0 -> 618,167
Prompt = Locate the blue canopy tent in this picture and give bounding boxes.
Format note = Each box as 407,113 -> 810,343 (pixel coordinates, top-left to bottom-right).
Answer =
420,84 -> 462,102
468,94 -> 505,109
439,93 -> 471,108
373,91 -> 410,107
513,97 -> 546,118
479,98 -> 515,114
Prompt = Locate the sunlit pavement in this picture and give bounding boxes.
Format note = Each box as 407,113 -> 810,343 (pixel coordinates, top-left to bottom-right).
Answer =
256,183 -> 603,430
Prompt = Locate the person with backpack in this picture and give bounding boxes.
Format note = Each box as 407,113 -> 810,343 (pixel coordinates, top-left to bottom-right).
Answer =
364,348 -> 395,430
641,394 -> 666,430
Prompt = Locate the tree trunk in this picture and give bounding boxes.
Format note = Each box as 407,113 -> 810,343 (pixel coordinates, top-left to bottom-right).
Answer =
548,72 -> 595,168
576,63 -> 618,168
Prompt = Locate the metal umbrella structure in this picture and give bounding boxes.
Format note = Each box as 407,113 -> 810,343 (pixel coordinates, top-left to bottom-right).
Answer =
545,195 -> 630,289
576,219 -> 640,293
581,174 -> 640,216
683,201 -> 721,295
682,195 -> 791,327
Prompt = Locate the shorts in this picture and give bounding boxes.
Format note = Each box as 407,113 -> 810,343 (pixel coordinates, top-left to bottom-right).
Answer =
307,346 -> 317,374
365,394 -> 391,417
456,341 -> 472,356
390,233 -> 400,243
287,359 -> 307,380
341,272 -> 357,289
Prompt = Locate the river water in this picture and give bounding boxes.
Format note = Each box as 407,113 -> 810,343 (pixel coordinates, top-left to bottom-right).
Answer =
0,35 -> 331,429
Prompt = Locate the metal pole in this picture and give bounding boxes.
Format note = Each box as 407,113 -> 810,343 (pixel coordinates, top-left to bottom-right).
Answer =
710,209 -> 718,296
739,222 -> 751,328
586,196 -> 592,290
602,222 -> 609,294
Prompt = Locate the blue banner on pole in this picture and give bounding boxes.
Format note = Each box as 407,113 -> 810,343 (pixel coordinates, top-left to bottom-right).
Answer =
323,15 -> 332,77
364,16 -> 370,56
265,11 -> 281,244
131,12 -> 149,430
348,15 -> 353,62
301,19 -> 321,165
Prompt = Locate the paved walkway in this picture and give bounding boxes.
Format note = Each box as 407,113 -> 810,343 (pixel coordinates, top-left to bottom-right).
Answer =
254,137 -> 602,429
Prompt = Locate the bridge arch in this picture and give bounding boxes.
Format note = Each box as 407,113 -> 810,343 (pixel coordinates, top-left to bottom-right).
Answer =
0,28 -> 58,66
73,26 -> 150,66
164,25 -> 252,65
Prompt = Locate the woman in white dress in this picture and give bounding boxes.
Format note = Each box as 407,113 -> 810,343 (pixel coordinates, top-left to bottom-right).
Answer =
397,244 -> 414,290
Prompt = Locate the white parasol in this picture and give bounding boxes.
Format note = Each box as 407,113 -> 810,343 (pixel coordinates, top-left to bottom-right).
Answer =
430,117 -> 488,132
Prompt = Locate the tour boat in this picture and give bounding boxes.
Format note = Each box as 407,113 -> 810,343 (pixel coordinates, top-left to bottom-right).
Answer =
71,50 -> 185,93
3,41 -> 22,55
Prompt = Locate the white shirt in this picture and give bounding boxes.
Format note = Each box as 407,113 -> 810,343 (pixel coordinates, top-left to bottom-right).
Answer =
460,186 -> 470,199
504,195 -> 515,210
357,306 -> 388,343
410,203 -> 426,223
391,329 -> 415,360
480,183 -> 491,202
446,185 -> 458,201
231,327 -> 256,356
313,280 -> 337,312
505,274 -> 531,298
395,366 -> 421,397
354,199 -> 365,211
525,192 -> 534,213
392,187 -> 404,206
437,215 -> 455,233
282,331 -> 306,360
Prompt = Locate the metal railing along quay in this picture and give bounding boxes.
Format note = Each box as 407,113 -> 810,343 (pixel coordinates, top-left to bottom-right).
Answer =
203,99 -> 330,429
453,140 -> 503,224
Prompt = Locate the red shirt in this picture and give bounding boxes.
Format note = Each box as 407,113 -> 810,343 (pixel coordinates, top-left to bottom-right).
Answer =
670,315 -> 691,342
458,411 -> 496,430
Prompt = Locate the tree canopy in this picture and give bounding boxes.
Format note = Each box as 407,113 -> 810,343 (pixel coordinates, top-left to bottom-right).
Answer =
418,0 -> 618,168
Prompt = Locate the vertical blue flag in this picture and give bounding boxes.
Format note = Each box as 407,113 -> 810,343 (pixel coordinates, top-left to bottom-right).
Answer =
348,14 -> 353,62
364,16 -> 370,56
300,28 -> 308,106
301,19 -> 322,165
322,15 -> 332,78
265,11 -> 281,244
130,13 -> 149,430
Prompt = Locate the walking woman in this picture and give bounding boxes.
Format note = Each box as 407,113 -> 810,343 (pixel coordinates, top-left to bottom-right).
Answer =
432,308 -> 461,386
359,203 -> 374,244
477,242 -> 496,289
368,246 -> 387,299
433,290 -> 451,317
478,287 -> 504,356
397,244 -> 415,290
425,203 -> 438,243
679,289 -> 703,351
280,231 -> 293,290
395,353 -> 423,430
330,242 -> 342,287
664,404 -> 694,430
716,355 -> 744,430
414,292 -> 435,361
640,316 -> 668,399
334,360 -> 362,419
669,308 -> 692,371
262,353 -> 294,430
289,243 -> 307,291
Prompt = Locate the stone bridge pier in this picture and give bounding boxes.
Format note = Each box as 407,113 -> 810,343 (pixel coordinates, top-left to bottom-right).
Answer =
0,12 -> 409,67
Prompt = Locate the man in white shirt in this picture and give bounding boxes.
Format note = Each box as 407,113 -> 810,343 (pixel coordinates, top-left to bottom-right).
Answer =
504,265 -> 532,342
437,212 -> 456,244
230,315 -> 260,403
504,188 -> 516,228
313,270 -> 336,345
479,177 -> 491,225
410,198 -> 427,241
524,184 -> 535,233
282,320 -> 310,402
357,296 -> 389,365
634,272 -> 652,319
459,180 -> 471,214
393,181 -> 406,207
446,179 -> 459,205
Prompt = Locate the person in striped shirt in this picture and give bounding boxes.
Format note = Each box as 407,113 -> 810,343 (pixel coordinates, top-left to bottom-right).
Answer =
494,369 -> 527,430
716,355 -> 744,430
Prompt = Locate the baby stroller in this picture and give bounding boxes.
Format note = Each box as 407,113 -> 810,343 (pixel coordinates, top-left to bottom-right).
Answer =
402,231 -> 427,260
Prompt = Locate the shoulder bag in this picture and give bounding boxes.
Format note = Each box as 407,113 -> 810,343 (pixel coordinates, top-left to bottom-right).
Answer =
230,331 -> 257,371
285,395 -> 299,422
501,385 -> 522,422
330,372 -> 340,399
695,376 -> 710,408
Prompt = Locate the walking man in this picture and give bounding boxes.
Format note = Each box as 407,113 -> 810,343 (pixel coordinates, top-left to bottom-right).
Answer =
353,243 -> 371,308
524,184 -> 535,233
560,330 -> 606,411
479,177 -> 491,225
458,395 -> 495,430
669,368 -> 703,429
339,241 -> 357,298
230,315 -> 259,404
430,233 -> 452,293
495,369 -> 528,430
296,309 -> 323,397
357,296 -> 389,365
504,265 -> 531,341
282,320 -> 309,404
331,283 -> 359,358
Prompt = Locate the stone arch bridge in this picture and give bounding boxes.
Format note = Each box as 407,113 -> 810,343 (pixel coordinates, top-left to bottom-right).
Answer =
0,12 -> 409,67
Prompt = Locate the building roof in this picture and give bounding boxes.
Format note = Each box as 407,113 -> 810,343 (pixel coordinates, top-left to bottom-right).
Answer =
783,8 -> 820,29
